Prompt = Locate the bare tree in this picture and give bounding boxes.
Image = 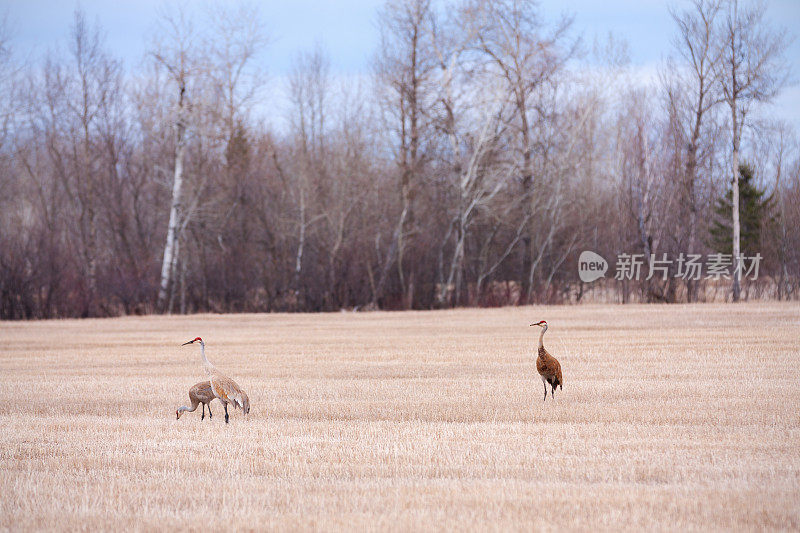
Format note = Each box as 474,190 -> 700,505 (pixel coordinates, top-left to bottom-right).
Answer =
622,91 -> 660,301
374,0 -> 437,308
287,45 -> 329,305
665,0 -> 724,301
0,13 -> 15,154
202,3 -> 267,312
772,127 -> 797,300
38,11 -> 123,316
436,99 -> 514,306
152,7 -> 201,312
464,0 -> 576,301
0,14 -> 25,318
206,2 -> 267,136
716,0 -> 789,301
775,153 -> 800,300
318,82 -> 375,308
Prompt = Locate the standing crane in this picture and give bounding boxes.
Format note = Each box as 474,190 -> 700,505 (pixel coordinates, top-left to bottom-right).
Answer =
176,381 -> 215,420
530,320 -> 562,401
182,337 -> 250,423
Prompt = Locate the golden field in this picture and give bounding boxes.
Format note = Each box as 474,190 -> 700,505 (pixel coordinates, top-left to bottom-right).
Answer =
1,303 -> 799,531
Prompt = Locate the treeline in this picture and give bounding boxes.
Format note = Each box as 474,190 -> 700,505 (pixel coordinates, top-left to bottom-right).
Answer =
0,0 -> 798,319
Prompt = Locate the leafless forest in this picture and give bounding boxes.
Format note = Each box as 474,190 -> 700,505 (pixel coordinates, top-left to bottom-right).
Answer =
0,0 -> 798,319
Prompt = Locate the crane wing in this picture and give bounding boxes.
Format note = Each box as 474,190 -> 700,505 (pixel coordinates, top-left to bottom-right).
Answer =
536,349 -> 562,386
211,374 -> 246,410
190,381 -> 215,403
192,381 -> 213,396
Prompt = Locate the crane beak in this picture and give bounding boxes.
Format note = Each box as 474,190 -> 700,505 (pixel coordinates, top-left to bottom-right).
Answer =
181,340 -> 195,346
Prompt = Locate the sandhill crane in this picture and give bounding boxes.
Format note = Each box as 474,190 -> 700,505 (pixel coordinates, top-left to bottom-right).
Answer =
530,320 -> 562,401
182,337 -> 250,423
176,381 -> 216,420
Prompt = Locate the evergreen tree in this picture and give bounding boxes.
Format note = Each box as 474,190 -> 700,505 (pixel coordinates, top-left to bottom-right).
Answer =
709,162 -> 775,256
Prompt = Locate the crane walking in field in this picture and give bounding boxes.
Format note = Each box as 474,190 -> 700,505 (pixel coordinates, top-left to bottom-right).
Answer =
530,320 -> 563,401
176,381 -> 216,421
182,337 -> 250,423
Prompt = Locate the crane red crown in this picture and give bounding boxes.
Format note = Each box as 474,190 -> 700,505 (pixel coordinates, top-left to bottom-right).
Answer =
193,336 -> 202,342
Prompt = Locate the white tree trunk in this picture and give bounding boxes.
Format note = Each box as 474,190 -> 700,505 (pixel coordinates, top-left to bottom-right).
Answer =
157,95 -> 187,311
731,120 -> 741,302
293,187 -> 306,300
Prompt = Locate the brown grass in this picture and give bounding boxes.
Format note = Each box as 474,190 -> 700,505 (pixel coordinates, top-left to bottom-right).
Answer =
1,303 -> 799,531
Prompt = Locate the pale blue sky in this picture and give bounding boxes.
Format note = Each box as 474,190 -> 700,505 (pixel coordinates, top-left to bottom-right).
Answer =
3,0 -> 799,128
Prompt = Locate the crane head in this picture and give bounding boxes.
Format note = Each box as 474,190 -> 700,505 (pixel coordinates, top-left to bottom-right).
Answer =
181,337 -> 203,346
529,320 -> 547,328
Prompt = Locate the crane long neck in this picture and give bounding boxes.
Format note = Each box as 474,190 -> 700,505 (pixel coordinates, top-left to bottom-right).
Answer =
538,325 -> 547,350
177,404 -> 197,414
200,343 -> 213,372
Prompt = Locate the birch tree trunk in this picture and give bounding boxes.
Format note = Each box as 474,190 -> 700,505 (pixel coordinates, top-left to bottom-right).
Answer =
716,0 -> 788,301
730,111 -> 741,301
157,83 -> 187,311
292,186 -> 307,305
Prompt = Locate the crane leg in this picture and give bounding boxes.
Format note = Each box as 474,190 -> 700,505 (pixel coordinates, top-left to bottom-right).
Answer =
551,384 -> 555,400
542,379 -> 547,402
208,404 -> 213,419
201,403 -> 205,420
224,403 -> 229,424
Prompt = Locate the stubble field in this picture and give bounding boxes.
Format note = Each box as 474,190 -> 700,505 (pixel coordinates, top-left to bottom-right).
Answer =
1,303 -> 799,531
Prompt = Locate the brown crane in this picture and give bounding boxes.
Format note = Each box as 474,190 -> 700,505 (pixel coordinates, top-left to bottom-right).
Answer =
530,320 -> 562,401
176,381 -> 215,420
182,337 -> 250,423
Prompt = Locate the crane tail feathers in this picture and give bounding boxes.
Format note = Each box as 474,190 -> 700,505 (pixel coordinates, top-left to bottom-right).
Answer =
229,393 -> 244,410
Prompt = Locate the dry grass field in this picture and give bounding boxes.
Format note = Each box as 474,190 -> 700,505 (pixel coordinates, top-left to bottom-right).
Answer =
1,303 -> 799,531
